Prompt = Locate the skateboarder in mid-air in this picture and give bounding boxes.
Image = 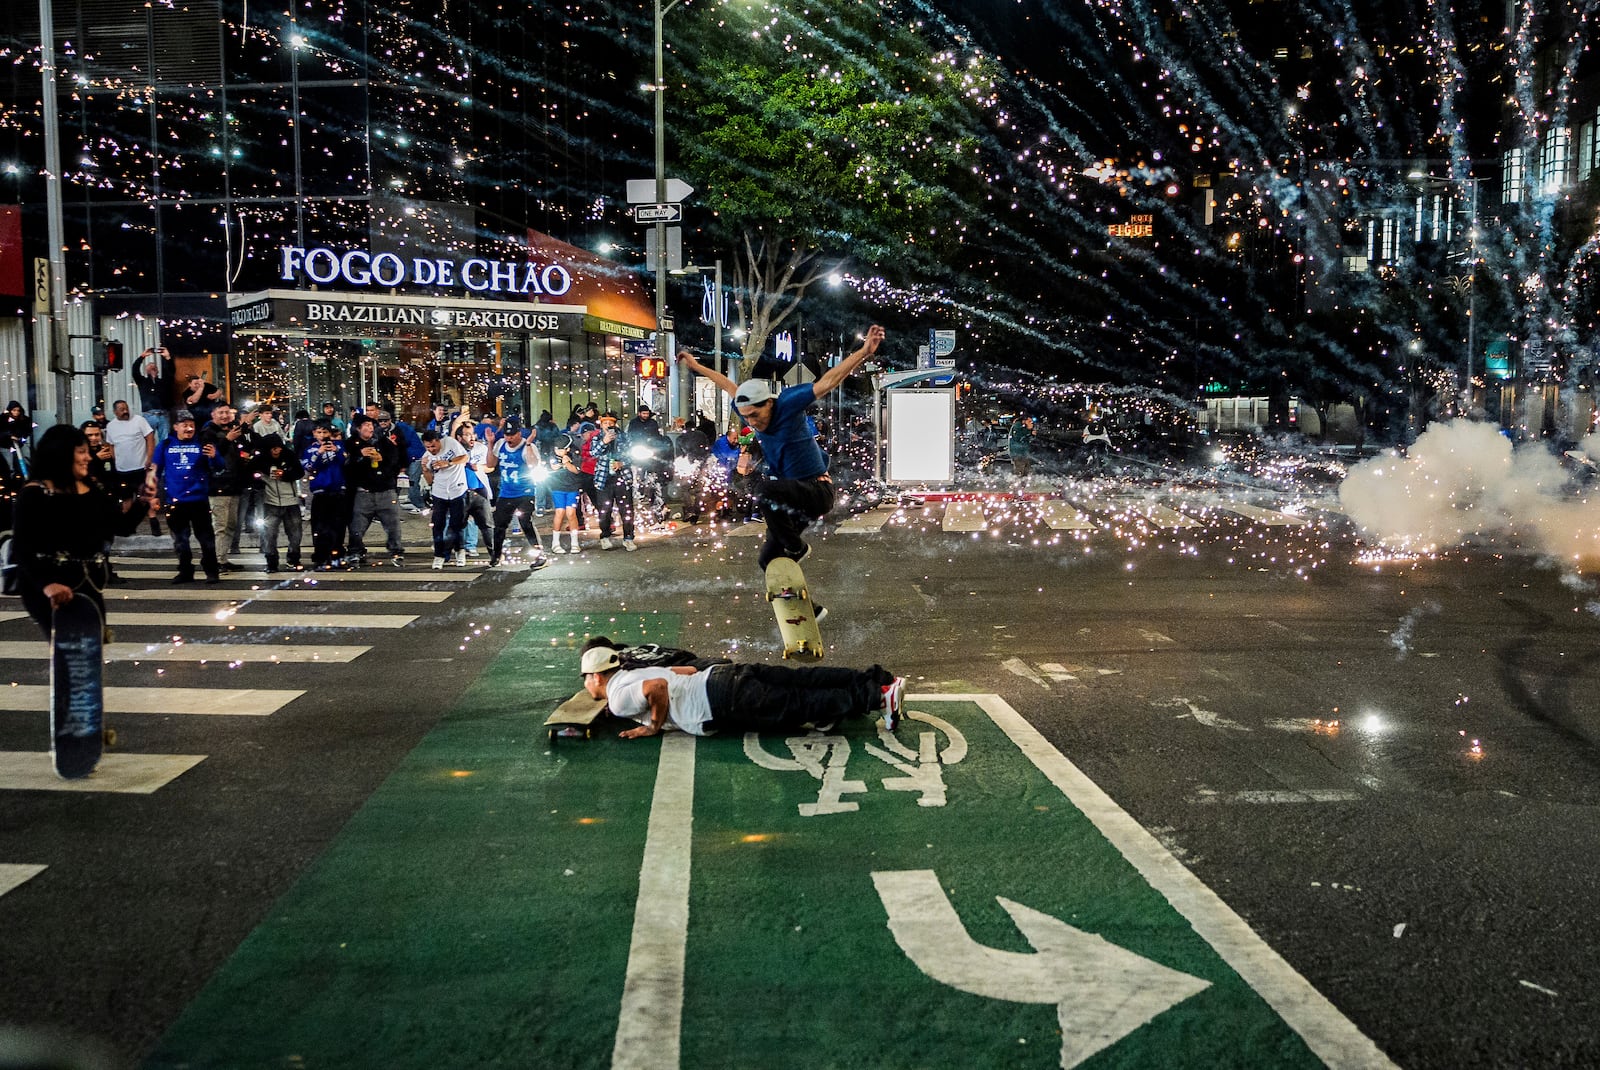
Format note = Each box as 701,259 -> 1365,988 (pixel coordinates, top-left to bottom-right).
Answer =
677,324 -> 885,616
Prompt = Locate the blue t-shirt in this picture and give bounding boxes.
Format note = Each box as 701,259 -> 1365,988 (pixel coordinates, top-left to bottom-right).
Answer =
754,384 -> 827,480
495,439 -> 540,498
153,438 -> 210,503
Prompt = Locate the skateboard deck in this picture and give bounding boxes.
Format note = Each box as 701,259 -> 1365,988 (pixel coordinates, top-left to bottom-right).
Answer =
545,689 -> 606,742
51,596 -> 106,779
765,557 -> 823,660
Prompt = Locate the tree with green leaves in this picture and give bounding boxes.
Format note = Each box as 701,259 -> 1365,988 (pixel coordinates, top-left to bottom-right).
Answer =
671,2 -> 998,377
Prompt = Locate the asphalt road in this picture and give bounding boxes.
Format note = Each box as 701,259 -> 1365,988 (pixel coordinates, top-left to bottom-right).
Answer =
2,494 -> 1598,1068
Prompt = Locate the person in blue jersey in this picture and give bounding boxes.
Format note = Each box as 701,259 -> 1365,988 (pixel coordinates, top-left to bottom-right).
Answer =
301,421 -> 349,570
482,416 -> 550,570
145,410 -> 221,584
676,324 -> 884,571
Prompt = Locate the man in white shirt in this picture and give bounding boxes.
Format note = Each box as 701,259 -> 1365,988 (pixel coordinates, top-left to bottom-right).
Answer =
579,646 -> 905,739
419,429 -> 470,569
104,400 -> 155,501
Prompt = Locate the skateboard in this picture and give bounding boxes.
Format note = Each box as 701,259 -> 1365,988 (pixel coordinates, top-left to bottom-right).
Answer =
545,689 -> 607,742
51,596 -> 111,779
765,557 -> 823,660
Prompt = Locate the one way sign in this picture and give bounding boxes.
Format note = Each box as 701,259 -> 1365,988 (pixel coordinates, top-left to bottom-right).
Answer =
632,203 -> 683,224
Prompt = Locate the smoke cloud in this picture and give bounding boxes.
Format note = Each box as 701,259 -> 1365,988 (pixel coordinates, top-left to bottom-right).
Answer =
1339,420 -> 1600,559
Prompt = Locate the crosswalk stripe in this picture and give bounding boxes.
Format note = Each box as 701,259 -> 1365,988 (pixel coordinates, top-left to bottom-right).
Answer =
100,611 -> 417,629
0,863 -> 46,897
0,612 -> 23,624
0,641 -> 369,664
721,522 -> 765,537
105,588 -> 454,604
1038,501 -> 1095,530
1091,500 -> 1202,529
0,686 -> 302,716
1215,502 -> 1310,527
941,500 -> 989,532
834,508 -> 897,533
107,568 -> 482,583
0,751 -> 206,793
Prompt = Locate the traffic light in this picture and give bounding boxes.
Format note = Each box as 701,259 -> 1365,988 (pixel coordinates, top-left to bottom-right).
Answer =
104,341 -> 124,371
636,356 -> 668,379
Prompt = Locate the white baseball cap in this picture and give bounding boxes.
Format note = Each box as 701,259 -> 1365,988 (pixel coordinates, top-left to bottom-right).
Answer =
733,380 -> 776,408
580,647 -> 621,674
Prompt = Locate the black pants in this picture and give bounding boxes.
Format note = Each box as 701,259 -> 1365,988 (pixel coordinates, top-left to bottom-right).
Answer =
431,494 -> 467,558
491,496 -> 544,562
757,474 -> 835,570
596,474 -> 634,540
309,489 -> 348,566
167,499 -> 220,579
702,662 -> 892,733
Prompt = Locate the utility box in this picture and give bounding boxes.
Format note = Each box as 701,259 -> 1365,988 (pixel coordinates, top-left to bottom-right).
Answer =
885,388 -> 955,484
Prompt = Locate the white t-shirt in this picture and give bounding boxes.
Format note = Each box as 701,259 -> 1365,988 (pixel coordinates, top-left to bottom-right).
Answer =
425,437 -> 469,500
606,667 -> 715,736
105,413 -> 154,471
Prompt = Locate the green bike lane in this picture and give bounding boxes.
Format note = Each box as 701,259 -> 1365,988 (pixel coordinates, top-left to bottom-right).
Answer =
146,612 -> 1395,1069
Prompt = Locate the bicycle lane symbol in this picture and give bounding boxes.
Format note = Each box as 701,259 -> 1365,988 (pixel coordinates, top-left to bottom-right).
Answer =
740,710 -> 968,816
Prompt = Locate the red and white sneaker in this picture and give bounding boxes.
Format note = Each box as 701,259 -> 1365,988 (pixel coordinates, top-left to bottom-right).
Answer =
881,676 -> 905,730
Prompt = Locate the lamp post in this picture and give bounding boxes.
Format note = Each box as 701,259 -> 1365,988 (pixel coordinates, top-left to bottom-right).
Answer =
652,0 -> 687,423
39,0 -> 73,420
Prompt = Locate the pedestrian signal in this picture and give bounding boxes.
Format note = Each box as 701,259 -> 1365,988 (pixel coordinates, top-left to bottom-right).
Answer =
637,356 -> 668,379
104,341 -> 124,371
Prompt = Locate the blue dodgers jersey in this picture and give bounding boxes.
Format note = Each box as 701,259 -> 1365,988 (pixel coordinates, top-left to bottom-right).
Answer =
756,384 -> 827,480
495,440 -> 539,497
154,439 -> 209,502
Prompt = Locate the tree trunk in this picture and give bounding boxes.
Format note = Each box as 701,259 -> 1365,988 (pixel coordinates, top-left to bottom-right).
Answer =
726,232 -> 832,383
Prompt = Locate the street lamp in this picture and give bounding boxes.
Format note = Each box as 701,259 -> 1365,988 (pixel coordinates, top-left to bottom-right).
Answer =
652,0 -> 688,422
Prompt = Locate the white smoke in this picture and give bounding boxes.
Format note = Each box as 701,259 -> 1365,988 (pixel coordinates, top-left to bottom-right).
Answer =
1339,420 -> 1600,559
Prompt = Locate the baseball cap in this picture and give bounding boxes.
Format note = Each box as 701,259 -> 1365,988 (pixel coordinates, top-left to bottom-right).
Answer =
502,416 -> 523,433
580,647 -> 620,675
734,380 -> 776,407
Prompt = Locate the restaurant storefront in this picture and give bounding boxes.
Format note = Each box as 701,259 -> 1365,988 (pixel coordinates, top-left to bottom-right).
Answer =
224,231 -> 658,424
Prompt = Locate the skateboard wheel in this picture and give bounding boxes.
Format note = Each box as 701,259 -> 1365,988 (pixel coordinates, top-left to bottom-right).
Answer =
103,727 -> 117,748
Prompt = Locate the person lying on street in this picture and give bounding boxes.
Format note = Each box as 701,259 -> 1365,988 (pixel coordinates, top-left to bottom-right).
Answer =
579,646 -> 905,740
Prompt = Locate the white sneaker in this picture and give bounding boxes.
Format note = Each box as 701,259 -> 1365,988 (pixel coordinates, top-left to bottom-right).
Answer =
600,537 -> 613,550
453,550 -> 467,566
465,547 -> 481,558
623,539 -> 637,552
431,556 -> 445,570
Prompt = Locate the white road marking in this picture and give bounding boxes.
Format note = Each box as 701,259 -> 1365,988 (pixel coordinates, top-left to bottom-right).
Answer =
834,508 -> 897,533
1000,657 -> 1051,690
1038,501 -> 1096,530
0,612 -> 25,624
1038,662 -> 1078,681
105,588 -> 453,603
941,501 -> 989,532
107,568 -> 481,582
942,693 -> 1398,1069
1160,698 -> 1251,732
1519,979 -> 1559,998
101,611 -> 418,629
0,686 -> 301,716
720,522 -> 765,537
0,642 -> 368,664
0,863 -> 46,897
0,752 -> 207,793
1218,502 -> 1309,527
1094,501 -> 1200,529
874,869 -> 1210,1068
612,733 -> 696,1070
1137,629 -> 1176,645
1191,789 -> 1364,805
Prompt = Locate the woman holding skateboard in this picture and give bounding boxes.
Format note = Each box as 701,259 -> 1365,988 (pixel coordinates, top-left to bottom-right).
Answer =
11,424 -> 157,637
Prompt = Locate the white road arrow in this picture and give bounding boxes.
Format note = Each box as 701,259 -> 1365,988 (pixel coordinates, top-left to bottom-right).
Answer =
872,869 -> 1211,1068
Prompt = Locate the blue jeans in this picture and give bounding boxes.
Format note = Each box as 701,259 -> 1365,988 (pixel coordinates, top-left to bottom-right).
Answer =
407,459 -> 425,509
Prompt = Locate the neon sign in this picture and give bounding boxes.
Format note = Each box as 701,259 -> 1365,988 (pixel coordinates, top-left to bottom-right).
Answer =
279,246 -> 574,297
